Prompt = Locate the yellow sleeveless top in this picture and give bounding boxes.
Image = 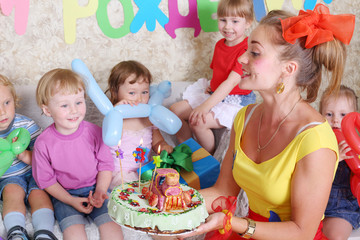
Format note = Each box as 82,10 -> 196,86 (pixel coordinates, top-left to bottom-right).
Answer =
232,105 -> 338,221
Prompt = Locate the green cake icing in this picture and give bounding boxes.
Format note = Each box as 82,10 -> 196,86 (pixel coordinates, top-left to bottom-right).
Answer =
108,180 -> 209,233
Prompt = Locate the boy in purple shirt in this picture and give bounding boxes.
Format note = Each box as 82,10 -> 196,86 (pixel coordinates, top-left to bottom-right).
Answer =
32,69 -> 123,240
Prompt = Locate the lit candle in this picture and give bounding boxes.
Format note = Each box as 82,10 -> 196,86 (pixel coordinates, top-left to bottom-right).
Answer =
115,140 -> 124,189
150,145 -> 162,191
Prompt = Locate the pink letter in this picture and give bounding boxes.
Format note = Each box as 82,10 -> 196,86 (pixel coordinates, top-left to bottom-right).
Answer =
165,0 -> 201,39
0,0 -> 29,35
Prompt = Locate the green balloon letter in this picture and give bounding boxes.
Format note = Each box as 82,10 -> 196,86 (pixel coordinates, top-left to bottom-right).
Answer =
96,0 -> 134,38
197,0 -> 218,32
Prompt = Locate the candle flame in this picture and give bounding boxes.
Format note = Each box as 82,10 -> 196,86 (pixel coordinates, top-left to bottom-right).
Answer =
157,145 -> 161,155
118,140 -> 121,146
140,138 -> 143,146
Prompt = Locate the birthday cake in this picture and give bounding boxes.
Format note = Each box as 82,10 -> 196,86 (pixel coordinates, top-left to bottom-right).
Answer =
108,168 -> 209,234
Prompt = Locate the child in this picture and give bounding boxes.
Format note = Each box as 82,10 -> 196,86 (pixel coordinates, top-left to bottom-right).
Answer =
170,0 -> 256,154
320,85 -> 360,240
0,75 -> 57,240
32,69 -> 123,240
106,60 -> 173,189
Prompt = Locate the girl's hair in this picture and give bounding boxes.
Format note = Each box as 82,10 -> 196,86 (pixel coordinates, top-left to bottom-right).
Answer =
106,60 -> 152,105
217,0 -> 254,22
319,85 -> 358,113
0,74 -> 20,107
259,10 -> 347,103
36,68 -> 85,107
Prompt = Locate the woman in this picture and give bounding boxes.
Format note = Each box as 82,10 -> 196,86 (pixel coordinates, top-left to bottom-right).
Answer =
182,4 -> 355,240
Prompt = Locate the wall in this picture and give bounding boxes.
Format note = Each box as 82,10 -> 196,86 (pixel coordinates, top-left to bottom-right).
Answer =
0,0 -> 358,108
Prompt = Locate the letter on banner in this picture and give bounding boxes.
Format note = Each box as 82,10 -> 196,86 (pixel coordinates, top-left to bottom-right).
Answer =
63,0 -> 98,44
96,0 -> 134,38
304,0 -> 333,10
197,0 -> 218,32
165,0 -> 201,38
253,0 -> 267,22
130,0 -> 169,33
266,0 -> 303,11
0,0 -> 29,35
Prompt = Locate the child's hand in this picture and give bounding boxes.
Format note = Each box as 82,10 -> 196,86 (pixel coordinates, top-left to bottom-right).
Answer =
88,190 -> 108,208
162,144 -> 173,154
115,99 -> 139,106
339,140 -> 353,162
189,105 -> 210,126
12,137 -> 31,165
71,197 -> 93,214
205,86 -> 212,94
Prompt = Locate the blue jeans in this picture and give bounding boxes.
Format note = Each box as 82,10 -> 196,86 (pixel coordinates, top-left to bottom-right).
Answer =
0,171 -> 39,203
51,185 -> 112,232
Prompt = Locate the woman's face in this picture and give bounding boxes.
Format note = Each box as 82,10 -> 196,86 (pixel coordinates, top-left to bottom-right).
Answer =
238,25 -> 284,92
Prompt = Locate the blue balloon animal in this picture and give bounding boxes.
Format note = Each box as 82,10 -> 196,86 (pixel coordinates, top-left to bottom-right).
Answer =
71,59 -> 182,146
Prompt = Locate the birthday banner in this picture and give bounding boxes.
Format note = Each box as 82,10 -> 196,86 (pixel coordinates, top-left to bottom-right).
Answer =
1,0 -> 333,44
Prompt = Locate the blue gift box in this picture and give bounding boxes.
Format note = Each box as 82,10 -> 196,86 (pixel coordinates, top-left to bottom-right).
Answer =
138,138 -> 220,189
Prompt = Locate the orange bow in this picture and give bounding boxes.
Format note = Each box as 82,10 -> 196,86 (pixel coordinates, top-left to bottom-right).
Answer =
205,196 -> 237,240
281,4 -> 355,49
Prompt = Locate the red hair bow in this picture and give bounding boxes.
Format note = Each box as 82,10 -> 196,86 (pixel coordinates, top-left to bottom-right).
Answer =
281,4 -> 355,49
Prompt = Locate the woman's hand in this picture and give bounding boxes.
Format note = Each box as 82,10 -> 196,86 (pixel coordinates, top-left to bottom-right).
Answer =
178,212 -> 225,239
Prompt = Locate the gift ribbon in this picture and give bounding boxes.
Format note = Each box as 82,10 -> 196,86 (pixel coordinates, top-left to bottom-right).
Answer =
281,4 -> 355,49
180,147 -> 210,189
159,144 -> 193,172
140,144 -> 193,180
140,143 -> 212,189
205,196 -> 237,240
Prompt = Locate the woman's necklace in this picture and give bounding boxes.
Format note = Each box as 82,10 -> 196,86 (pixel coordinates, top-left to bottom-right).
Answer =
257,97 -> 302,152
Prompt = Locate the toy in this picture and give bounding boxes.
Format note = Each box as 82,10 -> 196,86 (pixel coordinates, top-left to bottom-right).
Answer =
333,112 -> 360,205
0,128 -> 31,177
71,58 -> 182,147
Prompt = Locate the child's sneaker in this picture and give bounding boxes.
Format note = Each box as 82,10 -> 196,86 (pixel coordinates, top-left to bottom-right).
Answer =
33,230 -> 58,240
7,225 -> 30,240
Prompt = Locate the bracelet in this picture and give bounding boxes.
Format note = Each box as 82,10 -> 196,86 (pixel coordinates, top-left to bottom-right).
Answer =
238,218 -> 256,239
218,209 -> 233,235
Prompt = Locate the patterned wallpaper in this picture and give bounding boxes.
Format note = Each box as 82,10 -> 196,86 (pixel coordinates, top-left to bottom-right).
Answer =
0,0 -> 358,108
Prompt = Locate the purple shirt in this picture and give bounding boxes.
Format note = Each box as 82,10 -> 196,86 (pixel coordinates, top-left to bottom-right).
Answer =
32,121 -> 114,190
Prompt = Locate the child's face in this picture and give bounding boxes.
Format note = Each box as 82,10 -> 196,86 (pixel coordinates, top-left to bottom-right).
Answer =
0,85 -> 15,131
42,89 -> 86,135
117,74 -> 150,104
321,96 -> 355,129
218,16 -> 251,46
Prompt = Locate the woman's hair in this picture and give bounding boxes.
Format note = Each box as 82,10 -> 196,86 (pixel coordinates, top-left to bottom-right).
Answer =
319,85 -> 358,113
259,10 -> 347,103
36,68 -> 85,107
217,0 -> 254,22
106,60 -> 152,105
0,74 -> 20,107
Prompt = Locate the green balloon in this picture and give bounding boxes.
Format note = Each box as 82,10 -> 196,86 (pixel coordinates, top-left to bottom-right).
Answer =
0,128 -> 31,177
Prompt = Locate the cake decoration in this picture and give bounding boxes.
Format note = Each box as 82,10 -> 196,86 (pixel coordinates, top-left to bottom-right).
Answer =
108,168 -> 208,234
